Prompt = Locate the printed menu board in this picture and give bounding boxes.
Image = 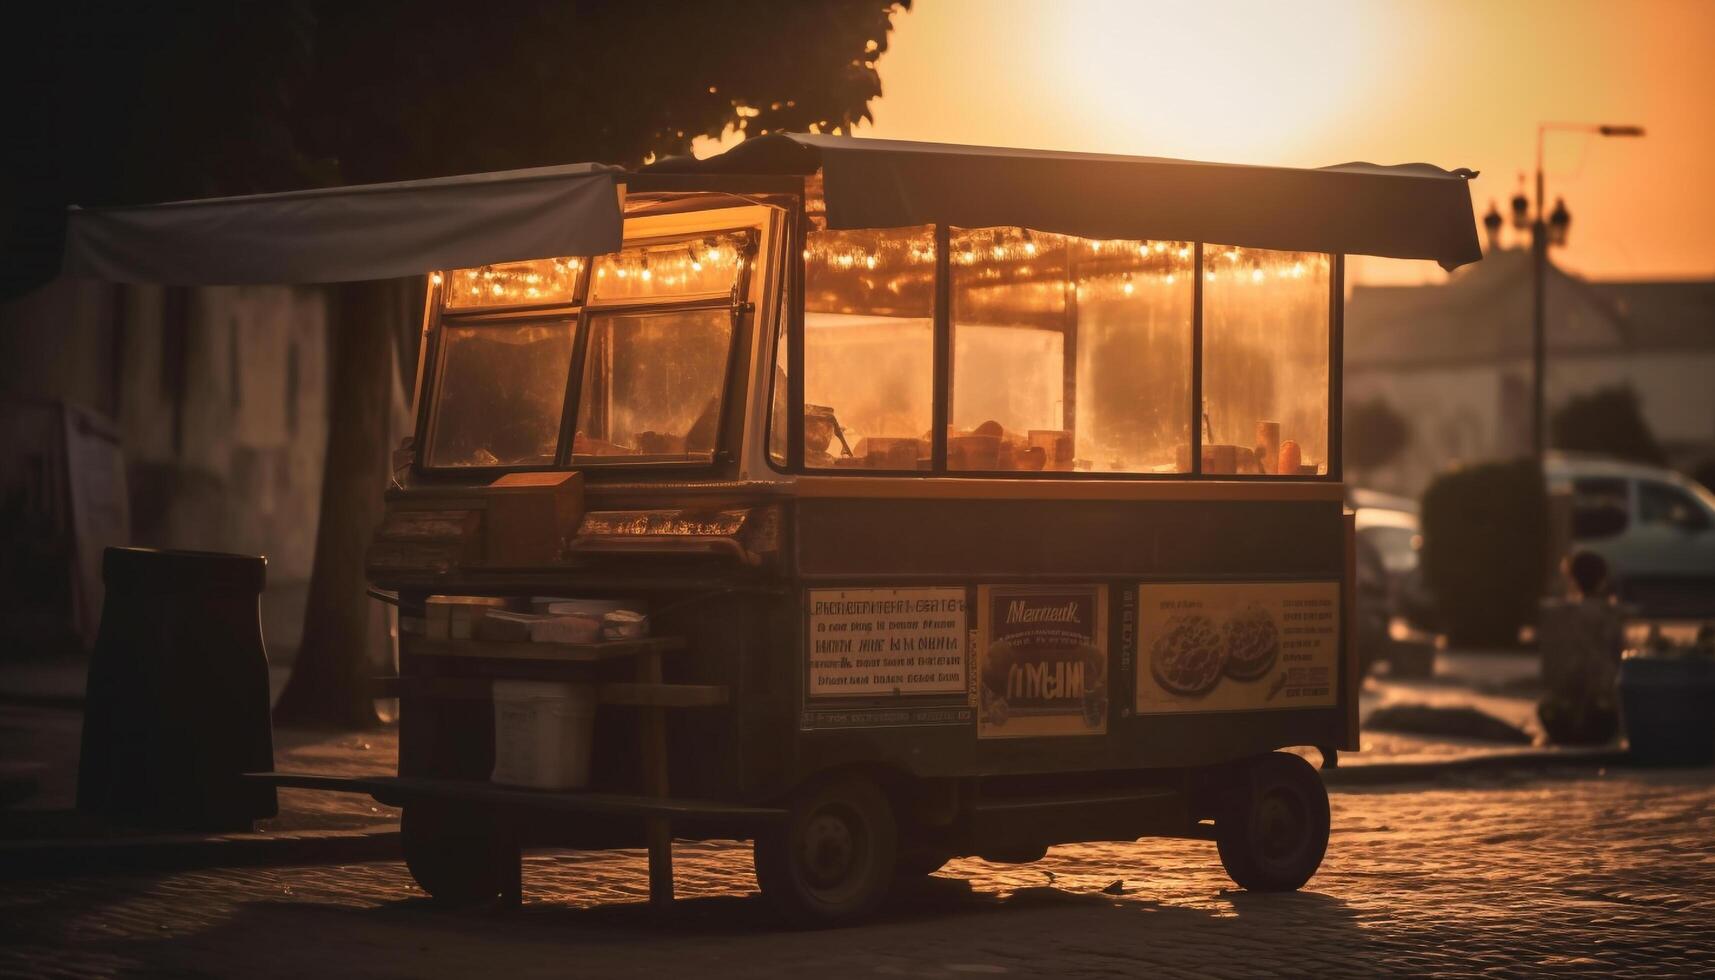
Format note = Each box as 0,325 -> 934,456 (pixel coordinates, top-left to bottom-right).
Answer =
978,585 -> 1108,738
806,588 -> 968,698
1136,581 -> 1340,714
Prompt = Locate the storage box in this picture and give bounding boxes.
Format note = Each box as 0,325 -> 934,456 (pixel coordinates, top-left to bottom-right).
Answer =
425,595 -> 507,640
491,680 -> 597,790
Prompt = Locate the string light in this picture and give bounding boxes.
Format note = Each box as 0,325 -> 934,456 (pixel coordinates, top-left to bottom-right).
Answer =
444,257 -> 584,308
799,228 -> 1328,317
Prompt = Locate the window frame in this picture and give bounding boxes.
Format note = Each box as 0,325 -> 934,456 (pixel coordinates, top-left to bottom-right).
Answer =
1638,479 -> 1713,532
415,224 -> 758,479
780,220 -> 1343,482
568,296 -> 745,469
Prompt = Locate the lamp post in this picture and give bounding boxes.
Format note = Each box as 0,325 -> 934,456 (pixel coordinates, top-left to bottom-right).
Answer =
1527,122 -> 1644,461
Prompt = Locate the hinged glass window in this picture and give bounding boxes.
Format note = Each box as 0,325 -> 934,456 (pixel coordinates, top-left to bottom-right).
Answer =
573,307 -> 735,464
426,319 -> 577,467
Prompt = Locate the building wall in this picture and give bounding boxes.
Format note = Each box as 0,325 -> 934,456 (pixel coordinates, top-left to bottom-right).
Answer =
1348,350 -> 1715,500
1,278 -> 329,583
1346,363 -> 1510,498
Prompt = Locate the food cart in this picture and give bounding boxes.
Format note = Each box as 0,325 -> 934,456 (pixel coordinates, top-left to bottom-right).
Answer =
64,133 -> 1481,924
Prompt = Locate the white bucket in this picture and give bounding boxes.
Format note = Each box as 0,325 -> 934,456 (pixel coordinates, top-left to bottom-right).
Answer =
491,680 -> 597,790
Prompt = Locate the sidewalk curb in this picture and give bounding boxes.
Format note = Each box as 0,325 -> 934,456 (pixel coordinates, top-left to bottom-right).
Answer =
0,824 -> 401,880
1325,747 -> 1630,787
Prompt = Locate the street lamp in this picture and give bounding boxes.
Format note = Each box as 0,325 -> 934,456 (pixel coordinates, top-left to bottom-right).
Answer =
1528,122 -> 1645,461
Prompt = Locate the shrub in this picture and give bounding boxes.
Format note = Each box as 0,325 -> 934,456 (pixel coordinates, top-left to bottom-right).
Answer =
1344,396 -> 1413,472
1420,458 -> 1550,647
1551,385 -> 1665,466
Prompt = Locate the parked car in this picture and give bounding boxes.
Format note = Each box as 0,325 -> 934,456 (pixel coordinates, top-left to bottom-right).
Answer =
1348,491 -> 1437,674
1548,452 -> 1715,618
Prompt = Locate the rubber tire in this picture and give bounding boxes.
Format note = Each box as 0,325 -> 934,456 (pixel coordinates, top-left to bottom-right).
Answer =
1215,752 -> 1330,892
754,775 -> 898,927
401,804 -> 519,907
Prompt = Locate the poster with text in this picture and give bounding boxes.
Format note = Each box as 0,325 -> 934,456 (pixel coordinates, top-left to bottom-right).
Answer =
1136,581 -> 1339,714
978,585 -> 1108,738
806,588 -> 967,698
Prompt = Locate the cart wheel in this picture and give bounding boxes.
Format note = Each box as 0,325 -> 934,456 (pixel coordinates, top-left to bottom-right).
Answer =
1215,752 -> 1330,892
401,804 -> 520,907
754,774 -> 898,926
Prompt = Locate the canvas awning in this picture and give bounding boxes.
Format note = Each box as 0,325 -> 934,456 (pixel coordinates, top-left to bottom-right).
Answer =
652,133 -> 1483,270
64,133 -> 1480,285
62,163 -> 625,285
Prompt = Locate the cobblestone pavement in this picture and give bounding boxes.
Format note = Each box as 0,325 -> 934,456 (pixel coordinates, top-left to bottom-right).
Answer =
2,768 -> 1711,979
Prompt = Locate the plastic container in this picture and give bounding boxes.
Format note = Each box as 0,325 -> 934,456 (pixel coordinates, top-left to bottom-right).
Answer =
427,595 -> 507,640
491,680 -> 598,790
533,597 -> 644,617
531,614 -> 602,644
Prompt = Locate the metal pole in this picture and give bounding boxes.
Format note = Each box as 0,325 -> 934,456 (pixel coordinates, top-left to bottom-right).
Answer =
1531,126 -> 1547,461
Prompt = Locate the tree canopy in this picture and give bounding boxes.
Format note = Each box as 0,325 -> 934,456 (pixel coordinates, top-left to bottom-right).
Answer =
1550,385 -> 1666,467
1344,396 -> 1413,472
7,0 -> 911,293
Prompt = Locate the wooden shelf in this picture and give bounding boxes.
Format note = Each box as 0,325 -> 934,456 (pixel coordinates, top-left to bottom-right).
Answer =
382,675 -> 729,708
244,772 -> 781,822
598,682 -> 728,708
410,636 -> 685,663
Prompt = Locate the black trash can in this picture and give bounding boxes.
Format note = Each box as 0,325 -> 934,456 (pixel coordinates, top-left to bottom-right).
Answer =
77,547 -> 278,831
1618,653 -> 1715,767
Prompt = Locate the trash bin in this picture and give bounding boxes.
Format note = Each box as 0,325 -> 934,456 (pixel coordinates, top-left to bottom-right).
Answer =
1618,651 -> 1715,767
77,547 -> 277,831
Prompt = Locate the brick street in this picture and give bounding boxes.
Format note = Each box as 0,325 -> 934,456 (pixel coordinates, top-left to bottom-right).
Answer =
2,767 -> 1710,978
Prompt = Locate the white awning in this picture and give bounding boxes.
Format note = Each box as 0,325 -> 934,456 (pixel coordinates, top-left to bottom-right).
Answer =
63,163 -> 625,285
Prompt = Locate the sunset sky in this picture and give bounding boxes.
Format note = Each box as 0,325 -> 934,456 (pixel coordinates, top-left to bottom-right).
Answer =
738,0 -> 1715,286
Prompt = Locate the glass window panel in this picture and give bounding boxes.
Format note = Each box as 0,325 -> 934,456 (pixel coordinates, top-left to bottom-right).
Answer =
803,226 -> 935,469
428,320 -> 575,467
443,257 -> 583,309
949,228 -> 1193,472
591,233 -> 748,303
573,308 -> 734,463
1201,245 -> 1331,476
1639,481 -> 1711,530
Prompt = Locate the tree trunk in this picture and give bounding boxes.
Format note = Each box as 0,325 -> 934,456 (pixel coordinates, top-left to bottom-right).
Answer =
272,280 -> 400,729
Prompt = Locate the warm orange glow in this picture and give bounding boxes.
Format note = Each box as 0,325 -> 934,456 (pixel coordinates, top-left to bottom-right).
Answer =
699,0 -> 1714,285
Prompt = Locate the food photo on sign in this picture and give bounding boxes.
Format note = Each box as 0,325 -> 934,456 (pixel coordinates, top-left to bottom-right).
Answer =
1137,581 -> 1340,714
978,585 -> 1108,738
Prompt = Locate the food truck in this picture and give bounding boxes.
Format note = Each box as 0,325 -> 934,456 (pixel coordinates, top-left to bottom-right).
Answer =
64,133 -> 1481,924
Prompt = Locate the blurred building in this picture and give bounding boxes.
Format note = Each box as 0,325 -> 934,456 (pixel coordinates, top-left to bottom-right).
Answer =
0,278 -> 330,651
1345,247 -> 1715,497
